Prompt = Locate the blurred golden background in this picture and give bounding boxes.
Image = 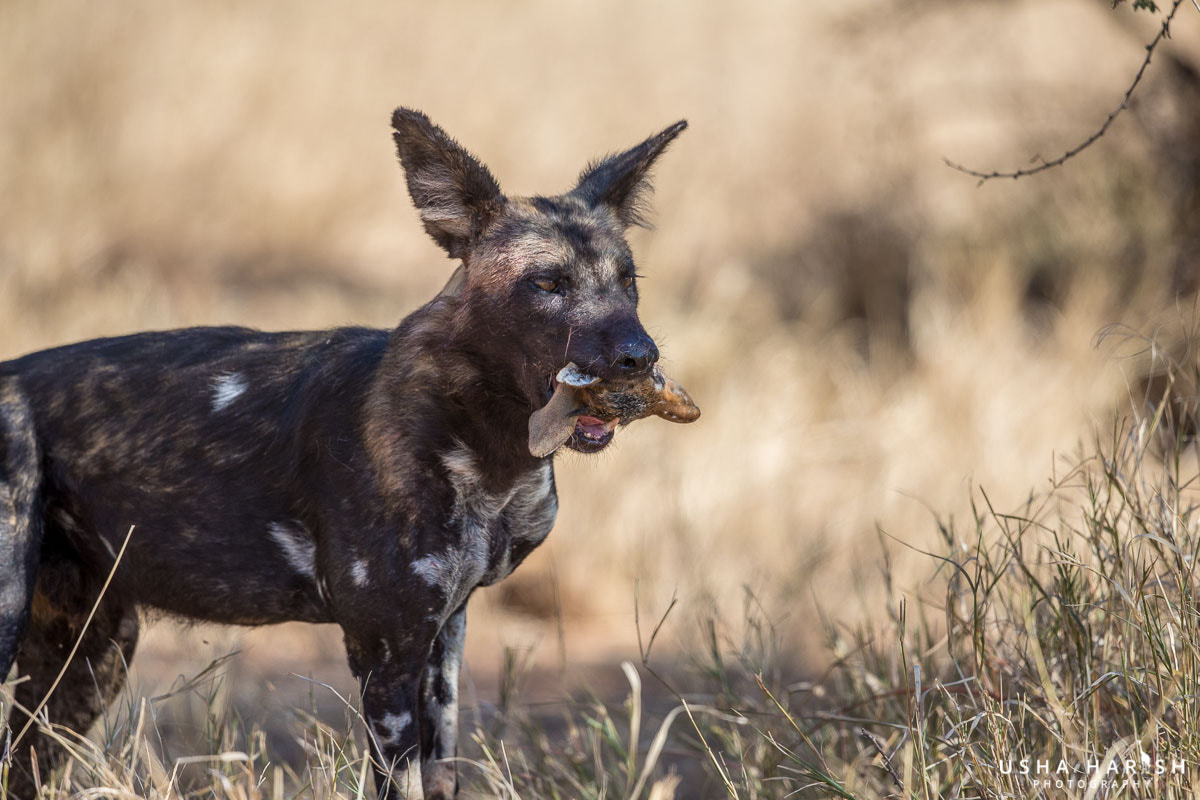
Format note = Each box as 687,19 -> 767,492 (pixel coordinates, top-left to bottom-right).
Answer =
2,0 -> 1199,751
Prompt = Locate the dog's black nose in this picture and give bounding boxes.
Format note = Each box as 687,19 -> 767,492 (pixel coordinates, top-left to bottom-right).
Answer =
615,334 -> 659,375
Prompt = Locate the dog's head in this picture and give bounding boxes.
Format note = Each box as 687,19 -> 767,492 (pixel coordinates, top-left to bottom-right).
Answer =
391,108 -> 686,454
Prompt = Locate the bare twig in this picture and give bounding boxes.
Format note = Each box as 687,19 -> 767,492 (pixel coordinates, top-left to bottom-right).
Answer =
945,0 -> 1187,184
634,582 -> 686,703
634,581 -> 678,666
858,727 -> 905,792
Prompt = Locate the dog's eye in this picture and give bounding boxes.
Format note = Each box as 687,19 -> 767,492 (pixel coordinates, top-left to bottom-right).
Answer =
622,275 -> 635,290
533,278 -> 561,294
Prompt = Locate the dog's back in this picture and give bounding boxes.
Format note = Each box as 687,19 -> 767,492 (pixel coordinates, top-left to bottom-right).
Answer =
2,325 -> 392,627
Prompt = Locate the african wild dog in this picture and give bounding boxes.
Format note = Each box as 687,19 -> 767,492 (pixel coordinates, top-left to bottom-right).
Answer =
0,108 -> 687,798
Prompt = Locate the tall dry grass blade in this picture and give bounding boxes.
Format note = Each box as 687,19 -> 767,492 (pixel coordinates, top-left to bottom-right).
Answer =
620,661 -> 642,800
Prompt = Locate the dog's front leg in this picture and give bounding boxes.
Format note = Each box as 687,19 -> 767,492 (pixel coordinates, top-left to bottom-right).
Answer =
420,604 -> 466,799
346,630 -> 435,800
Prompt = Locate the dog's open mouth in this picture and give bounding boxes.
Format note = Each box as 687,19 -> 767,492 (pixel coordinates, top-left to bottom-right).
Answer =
544,375 -> 619,453
567,414 -> 619,452
531,361 -> 697,458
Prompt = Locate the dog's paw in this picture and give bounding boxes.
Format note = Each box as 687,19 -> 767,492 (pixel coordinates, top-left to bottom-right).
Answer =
423,761 -> 459,799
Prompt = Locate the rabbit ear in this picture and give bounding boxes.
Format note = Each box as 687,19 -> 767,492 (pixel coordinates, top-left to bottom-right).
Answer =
528,383 -> 584,457
651,370 -> 701,424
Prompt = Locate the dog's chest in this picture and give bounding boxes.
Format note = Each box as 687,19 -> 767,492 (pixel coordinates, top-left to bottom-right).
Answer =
412,448 -> 557,620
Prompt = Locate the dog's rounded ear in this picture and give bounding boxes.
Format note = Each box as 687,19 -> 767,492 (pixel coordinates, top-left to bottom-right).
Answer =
392,108 -> 506,260
571,120 -> 687,229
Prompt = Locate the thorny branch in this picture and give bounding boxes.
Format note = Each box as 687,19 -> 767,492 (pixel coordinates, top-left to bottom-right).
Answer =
944,0 -> 1189,184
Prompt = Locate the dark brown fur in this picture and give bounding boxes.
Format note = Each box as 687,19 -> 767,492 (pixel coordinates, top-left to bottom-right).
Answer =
0,108 -> 686,799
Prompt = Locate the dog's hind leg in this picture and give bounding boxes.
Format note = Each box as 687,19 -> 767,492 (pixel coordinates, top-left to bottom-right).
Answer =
0,378 -> 43,680
6,592 -> 139,798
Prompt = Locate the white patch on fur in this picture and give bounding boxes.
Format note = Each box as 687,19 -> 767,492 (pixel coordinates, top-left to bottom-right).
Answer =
351,559 -> 370,587
372,707 -> 422,798
505,462 -> 557,547
97,535 -> 118,560
412,553 -> 457,589
267,521 -> 316,579
211,373 -> 247,412
415,447 -> 559,624
375,710 -> 413,746
434,611 -> 467,757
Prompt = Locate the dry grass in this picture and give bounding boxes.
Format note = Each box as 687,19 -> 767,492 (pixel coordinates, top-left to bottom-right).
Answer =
9,360 -> 1200,797
3,0 -> 1200,795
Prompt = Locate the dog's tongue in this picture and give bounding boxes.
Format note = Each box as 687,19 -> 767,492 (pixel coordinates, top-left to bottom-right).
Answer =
574,415 -> 608,438
528,382 -> 583,458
